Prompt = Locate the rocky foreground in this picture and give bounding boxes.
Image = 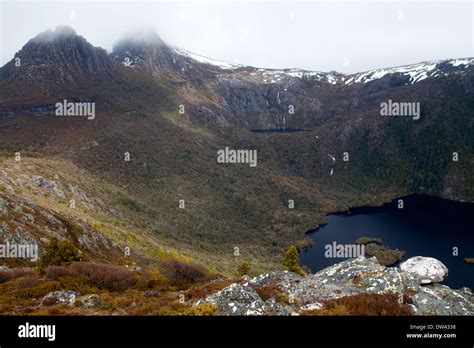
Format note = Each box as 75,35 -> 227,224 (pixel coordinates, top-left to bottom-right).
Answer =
196,256 -> 474,316
2,253 -> 472,316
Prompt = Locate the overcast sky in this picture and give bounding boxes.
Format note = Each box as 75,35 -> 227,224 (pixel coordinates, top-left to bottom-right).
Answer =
0,0 -> 473,73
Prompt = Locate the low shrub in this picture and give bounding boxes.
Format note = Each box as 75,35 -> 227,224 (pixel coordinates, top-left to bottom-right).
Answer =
0,271 -> 10,284
132,303 -> 159,316
254,283 -> 283,301
275,291 -> 290,305
117,257 -> 134,266
16,281 -> 62,299
44,262 -> 135,292
302,304 -> 350,316
56,275 -> 100,294
45,265 -> 72,280
38,238 -> 81,269
303,293 -> 413,316
184,279 -> 234,300
69,262 -> 136,292
134,271 -> 167,291
160,259 -> 212,289
235,261 -> 250,277
185,303 -> 218,316
0,268 -> 36,284
42,297 -> 58,306
17,276 -> 41,289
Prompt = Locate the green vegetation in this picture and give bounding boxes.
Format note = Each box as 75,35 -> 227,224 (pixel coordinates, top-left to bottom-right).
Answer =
281,245 -> 305,276
116,194 -> 143,213
235,261 -> 251,277
38,238 -> 82,270
355,237 -> 383,245
365,245 -> 405,266
184,303 -> 218,316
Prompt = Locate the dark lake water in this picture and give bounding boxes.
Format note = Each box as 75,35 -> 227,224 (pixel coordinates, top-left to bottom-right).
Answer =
300,195 -> 474,289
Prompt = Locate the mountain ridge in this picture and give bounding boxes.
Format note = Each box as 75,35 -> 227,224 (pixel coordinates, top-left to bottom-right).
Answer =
2,26 -> 473,88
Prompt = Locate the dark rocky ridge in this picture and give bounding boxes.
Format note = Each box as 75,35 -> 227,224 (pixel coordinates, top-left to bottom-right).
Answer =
0,26 -> 112,84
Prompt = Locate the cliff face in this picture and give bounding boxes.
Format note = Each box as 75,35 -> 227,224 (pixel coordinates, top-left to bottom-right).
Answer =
196,257 -> 474,316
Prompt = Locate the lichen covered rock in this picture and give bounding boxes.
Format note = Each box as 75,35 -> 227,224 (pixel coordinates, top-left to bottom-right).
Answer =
400,256 -> 448,284
408,284 -> 474,315
196,283 -> 266,315
195,256 -> 473,316
42,290 -> 80,306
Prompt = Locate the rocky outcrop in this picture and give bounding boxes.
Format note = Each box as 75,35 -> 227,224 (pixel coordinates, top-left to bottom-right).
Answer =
410,285 -> 473,315
400,256 -> 448,284
42,290 -> 80,306
79,294 -> 102,307
196,256 -> 473,316
0,166 -> 121,262
196,283 -> 266,316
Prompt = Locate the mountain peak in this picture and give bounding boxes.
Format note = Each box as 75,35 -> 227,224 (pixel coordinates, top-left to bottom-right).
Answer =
114,27 -> 165,49
0,26 -> 111,84
111,27 -> 179,72
32,25 -> 78,43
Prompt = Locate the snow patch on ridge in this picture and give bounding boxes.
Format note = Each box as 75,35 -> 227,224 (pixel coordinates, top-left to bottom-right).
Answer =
173,47 -> 242,70
449,57 -> 474,67
345,58 -> 474,85
346,62 -> 438,84
244,58 -> 473,86
250,68 -> 340,85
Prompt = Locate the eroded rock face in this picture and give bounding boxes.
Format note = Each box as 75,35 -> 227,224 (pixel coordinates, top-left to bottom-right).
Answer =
400,257 -> 448,284
195,257 -> 473,316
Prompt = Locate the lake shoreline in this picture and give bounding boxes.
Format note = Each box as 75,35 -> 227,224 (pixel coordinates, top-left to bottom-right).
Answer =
304,193 -> 474,236
300,194 -> 474,289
